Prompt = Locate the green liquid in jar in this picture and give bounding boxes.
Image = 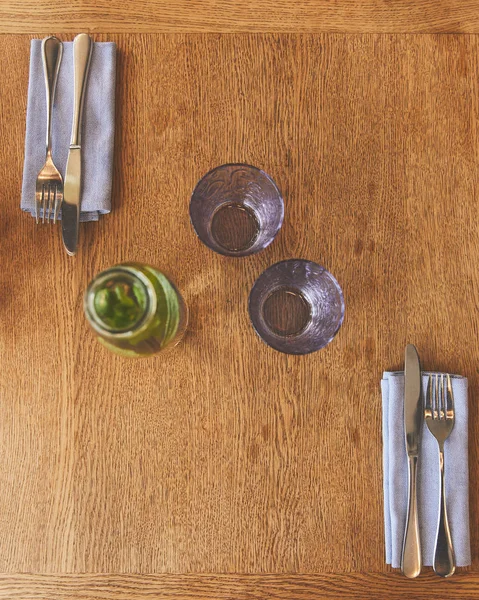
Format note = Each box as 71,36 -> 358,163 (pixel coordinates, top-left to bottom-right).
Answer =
84,263 -> 187,357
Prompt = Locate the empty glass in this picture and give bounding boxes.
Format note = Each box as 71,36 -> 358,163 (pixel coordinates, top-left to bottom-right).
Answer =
189,164 -> 284,257
248,259 -> 345,355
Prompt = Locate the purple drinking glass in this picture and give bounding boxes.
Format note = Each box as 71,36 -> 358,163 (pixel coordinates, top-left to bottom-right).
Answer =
248,259 -> 345,355
189,164 -> 284,257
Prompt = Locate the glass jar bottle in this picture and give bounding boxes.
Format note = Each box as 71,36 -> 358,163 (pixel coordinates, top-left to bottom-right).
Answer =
84,263 -> 187,357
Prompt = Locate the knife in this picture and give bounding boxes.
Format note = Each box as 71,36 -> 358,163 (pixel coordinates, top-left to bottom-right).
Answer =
401,344 -> 423,578
62,33 -> 93,256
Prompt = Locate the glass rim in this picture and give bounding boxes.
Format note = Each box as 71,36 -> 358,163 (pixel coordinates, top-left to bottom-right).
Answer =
84,265 -> 158,340
248,259 -> 345,355
189,163 -> 284,257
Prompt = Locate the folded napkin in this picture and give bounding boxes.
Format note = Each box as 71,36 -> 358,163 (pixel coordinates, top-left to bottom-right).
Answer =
381,372 -> 470,568
21,39 -> 116,221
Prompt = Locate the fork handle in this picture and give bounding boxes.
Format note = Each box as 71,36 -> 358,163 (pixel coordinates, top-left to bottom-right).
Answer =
402,455 -> 422,578
434,447 -> 455,577
70,33 -> 93,146
41,36 -> 63,155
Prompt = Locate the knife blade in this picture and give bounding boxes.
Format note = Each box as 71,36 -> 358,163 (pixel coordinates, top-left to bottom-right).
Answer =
401,343 -> 423,578
61,33 -> 93,256
62,148 -> 81,255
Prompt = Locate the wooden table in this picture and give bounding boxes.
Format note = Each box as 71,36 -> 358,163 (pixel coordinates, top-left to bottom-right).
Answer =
0,2 -> 478,598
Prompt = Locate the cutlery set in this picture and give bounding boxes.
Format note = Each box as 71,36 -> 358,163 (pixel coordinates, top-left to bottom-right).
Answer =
35,33 -> 93,255
402,344 -> 456,578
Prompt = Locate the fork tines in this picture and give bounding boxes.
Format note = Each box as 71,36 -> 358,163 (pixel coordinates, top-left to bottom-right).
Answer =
35,180 -> 63,224
425,374 -> 454,422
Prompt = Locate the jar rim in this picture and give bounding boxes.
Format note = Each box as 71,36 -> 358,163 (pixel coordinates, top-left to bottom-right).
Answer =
84,265 -> 158,340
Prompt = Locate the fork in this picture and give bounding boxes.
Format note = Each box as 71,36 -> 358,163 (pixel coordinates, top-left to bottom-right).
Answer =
425,374 -> 456,577
35,36 -> 63,223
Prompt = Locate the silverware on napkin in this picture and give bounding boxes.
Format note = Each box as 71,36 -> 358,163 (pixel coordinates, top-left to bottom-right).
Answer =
425,374 -> 456,577
401,344 -> 423,578
35,36 -> 64,223
62,33 -> 93,255
381,371 -> 470,570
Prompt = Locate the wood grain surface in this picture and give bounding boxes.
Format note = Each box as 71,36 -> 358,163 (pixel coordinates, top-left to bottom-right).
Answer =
1,572 -> 479,599
0,1 -> 479,34
0,31 -> 478,597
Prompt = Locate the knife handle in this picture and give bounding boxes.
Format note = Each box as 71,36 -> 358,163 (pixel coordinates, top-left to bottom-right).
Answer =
401,455 -> 422,578
70,33 -> 93,146
41,36 -> 63,155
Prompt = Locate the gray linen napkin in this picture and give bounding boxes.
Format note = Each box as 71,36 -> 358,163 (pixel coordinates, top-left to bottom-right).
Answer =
21,39 -> 116,221
381,372 -> 470,568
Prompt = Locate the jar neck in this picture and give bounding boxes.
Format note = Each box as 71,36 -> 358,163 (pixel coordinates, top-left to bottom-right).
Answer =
84,266 -> 158,339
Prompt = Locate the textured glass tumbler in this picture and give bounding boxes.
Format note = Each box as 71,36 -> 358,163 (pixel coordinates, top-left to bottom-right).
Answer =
248,259 -> 345,355
189,164 -> 284,257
